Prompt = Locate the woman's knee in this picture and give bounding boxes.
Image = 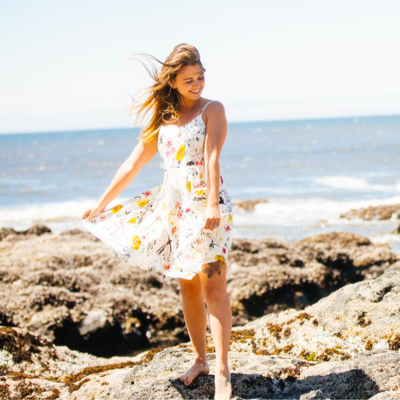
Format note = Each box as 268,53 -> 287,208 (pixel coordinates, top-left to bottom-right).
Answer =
201,262 -> 229,301
178,274 -> 203,297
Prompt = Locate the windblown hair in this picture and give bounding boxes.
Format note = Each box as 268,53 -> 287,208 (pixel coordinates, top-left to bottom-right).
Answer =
127,43 -> 206,143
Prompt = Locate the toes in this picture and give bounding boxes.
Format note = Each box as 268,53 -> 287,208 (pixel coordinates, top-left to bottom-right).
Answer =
180,373 -> 191,385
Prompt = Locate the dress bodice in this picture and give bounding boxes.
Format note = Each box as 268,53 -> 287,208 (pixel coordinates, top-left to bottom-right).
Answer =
158,113 -> 207,172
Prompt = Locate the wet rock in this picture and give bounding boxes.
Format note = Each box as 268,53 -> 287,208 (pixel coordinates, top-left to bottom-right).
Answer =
295,232 -> 397,270
0,224 -> 52,241
340,203 -> 400,220
232,198 -> 268,211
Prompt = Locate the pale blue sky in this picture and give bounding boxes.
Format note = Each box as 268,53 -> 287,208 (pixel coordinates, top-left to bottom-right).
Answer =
1,0 -> 399,134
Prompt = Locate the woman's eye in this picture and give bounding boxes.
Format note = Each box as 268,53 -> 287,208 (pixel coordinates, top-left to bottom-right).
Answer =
186,76 -> 203,84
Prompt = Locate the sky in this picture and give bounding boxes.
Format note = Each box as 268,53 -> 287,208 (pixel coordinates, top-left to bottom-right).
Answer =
1,0 -> 399,134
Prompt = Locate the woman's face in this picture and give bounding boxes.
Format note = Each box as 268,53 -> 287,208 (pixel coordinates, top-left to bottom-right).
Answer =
172,63 -> 205,101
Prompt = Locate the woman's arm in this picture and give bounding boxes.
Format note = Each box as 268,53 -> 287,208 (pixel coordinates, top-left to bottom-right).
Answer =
97,134 -> 159,210
203,101 -> 228,229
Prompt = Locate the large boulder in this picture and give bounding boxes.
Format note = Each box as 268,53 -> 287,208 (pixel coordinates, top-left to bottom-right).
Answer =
0,268 -> 399,399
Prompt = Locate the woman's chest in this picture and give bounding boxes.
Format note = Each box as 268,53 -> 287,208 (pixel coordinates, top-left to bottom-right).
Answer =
158,118 -> 206,160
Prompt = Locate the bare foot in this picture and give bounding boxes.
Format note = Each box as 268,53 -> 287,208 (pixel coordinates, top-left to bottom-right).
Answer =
215,370 -> 232,400
179,359 -> 210,386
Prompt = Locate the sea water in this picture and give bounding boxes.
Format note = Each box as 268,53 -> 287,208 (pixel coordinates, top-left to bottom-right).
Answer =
1,115 -> 399,252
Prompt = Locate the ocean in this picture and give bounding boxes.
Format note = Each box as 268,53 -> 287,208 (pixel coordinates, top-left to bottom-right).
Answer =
1,114 -> 400,253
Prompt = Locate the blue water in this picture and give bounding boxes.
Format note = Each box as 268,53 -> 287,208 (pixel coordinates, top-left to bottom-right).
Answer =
1,114 -> 400,250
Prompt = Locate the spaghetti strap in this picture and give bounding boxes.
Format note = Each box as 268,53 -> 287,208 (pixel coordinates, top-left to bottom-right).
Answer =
201,100 -> 214,114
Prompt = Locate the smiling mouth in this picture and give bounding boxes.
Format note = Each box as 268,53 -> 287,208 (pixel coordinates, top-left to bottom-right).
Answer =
190,89 -> 200,94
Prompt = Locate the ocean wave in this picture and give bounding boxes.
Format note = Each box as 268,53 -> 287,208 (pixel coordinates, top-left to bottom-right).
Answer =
232,196 -> 400,228
0,197 -> 130,232
314,175 -> 399,192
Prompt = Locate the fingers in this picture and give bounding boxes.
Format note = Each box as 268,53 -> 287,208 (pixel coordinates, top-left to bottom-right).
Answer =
81,209 -> 94,222
203,217 -> 220,230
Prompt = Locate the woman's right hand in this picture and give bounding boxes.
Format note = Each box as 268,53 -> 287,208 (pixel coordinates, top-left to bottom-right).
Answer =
81,202 -> 106,223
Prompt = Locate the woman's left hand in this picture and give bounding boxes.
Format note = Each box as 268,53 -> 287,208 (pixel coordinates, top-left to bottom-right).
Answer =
203,204 -> 220,230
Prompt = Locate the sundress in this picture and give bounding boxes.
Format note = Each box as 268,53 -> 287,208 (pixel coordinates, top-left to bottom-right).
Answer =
81,100 -> 234,280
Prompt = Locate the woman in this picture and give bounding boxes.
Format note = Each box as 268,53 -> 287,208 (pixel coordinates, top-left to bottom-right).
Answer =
81,43 -> 233,400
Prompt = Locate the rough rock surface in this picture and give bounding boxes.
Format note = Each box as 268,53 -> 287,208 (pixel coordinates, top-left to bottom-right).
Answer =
340,203 -> 400,221
228,233 -> 399,324
0,268 -> 399,399
238,268 -> 400,361
0,226 -> 398,357
232,198 -> 269,211
0,227 -> 185,357
392,224 -> 400,234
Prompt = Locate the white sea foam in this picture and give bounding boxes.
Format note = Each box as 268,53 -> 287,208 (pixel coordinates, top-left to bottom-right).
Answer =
314,176 -> 400,192
2,195 -> 400,252
232,195 -> 400,228
0,197 -> 130,233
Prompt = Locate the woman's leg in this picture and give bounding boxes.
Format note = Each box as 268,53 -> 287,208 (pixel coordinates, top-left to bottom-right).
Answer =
199,260 -> 232,400
178,273 -> 210,385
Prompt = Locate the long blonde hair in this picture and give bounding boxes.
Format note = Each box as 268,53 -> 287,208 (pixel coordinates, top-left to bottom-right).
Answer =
127,43 -> 206,143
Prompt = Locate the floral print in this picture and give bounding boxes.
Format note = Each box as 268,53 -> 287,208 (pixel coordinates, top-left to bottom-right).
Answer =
81,100 -> 234,280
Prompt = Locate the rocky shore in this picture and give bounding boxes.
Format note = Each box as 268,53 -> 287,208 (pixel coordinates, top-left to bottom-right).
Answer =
0,222 -> 400,399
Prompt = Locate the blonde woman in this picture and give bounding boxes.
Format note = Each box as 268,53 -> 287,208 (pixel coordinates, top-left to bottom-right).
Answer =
81,43 -> 234,400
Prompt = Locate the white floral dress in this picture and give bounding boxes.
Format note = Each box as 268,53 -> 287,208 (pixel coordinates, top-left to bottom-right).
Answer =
81,100 -> 234,280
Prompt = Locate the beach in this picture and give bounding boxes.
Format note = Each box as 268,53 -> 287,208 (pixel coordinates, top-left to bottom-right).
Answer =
1,115 -> 400,398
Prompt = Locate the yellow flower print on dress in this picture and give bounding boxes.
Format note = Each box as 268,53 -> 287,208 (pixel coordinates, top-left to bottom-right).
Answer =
132,235 -> 141,250
199,172 -> 203,179
137,199 -> 149,207
186,181 -> 191,193
228,213 -> 233,222
111,204 -> 122,213
195,189 -> 205,196
215,254 -> 225,263
127,217 -> 137,224
176,145 -> 185,161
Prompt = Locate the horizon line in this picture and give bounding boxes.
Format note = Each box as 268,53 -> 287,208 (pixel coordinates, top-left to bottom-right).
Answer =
1,111 -> 399,136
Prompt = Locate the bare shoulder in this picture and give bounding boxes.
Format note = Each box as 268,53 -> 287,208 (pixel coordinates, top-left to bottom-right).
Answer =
203,100 -> 226,124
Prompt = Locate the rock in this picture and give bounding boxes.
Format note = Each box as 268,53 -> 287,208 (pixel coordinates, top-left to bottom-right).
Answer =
0,229 -> 398,356
25,224 -> 52,236
0,224 -> 52,241
0,227 -> 17,241
340,203 -> 400,220
1,268 -> 400,399
2,268 -> 400,398
391,224 -> 400,234
232,198 -> 268,211
370,391 -> 400,399
295,232 -> 397,271
0,229 -> 186,357
0,324 -> 153,400
227,233 -> 398,325
238,268 -> 400,361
